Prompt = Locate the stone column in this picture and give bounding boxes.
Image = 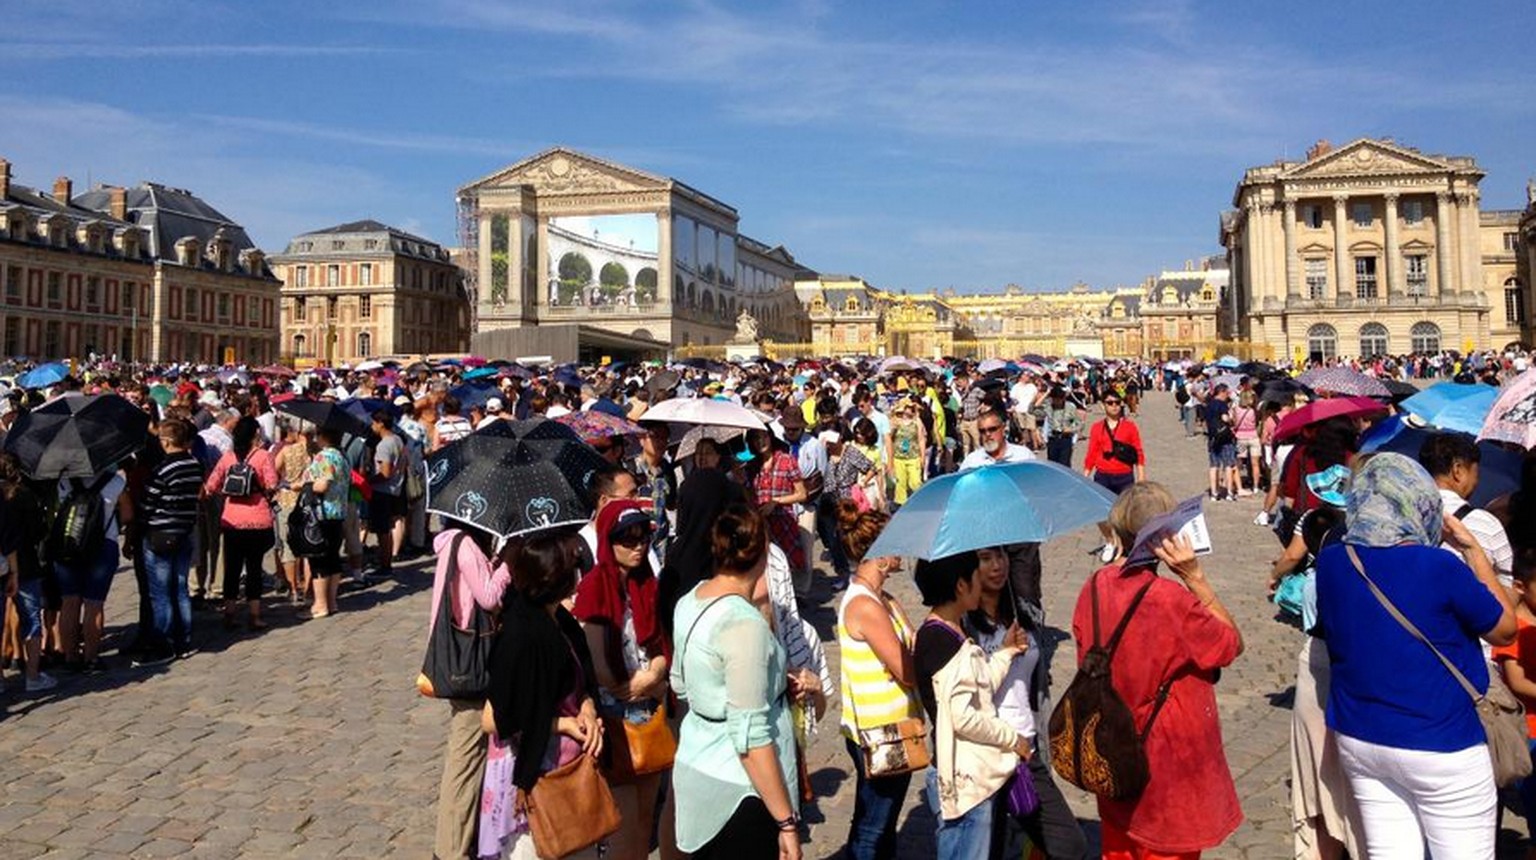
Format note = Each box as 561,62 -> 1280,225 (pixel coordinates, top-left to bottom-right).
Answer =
1283,200 -> 1299,300
476,213 -> 494,321
656,210 -> 673,308
1459,192 -> 1481,300
1244,203 -> 1261,307
1435,191 -> 1453,298
1383,193 -> 1400,297
506,213 -> 524,318
1333,195 -> 1350,302
535,217 -> 550,312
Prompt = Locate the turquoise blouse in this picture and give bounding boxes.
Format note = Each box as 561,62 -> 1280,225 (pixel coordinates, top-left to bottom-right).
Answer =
669,586 -> 798,851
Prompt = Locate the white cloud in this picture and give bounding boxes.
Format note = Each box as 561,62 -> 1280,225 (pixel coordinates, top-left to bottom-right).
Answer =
0,43 -> 400,61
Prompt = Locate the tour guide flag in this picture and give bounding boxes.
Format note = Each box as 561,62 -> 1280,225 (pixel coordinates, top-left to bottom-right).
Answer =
1123,495 -> 1212,568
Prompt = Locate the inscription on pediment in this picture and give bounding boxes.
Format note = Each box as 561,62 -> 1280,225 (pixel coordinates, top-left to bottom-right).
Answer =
1286,142 -> 1449,179
496,154 -> 664,196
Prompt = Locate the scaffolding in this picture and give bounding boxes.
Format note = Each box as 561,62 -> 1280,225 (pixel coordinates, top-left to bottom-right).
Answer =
455,193 -> 479,332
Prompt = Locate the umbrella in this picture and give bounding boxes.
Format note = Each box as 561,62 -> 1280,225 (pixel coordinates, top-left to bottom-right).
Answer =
640,397 -> 767,431
1479,369 -> 1536,449
1237,361 -> 1274,377
1020,353 -> 1049,365
1361,415 -> 1523,507
1400,382 -> 1499,435
1296,367 -> 1391,399
425,418 -> 608,538
1379,378 -> 1420,403
1273,396 -> 1388,443
355,359 -> 385,372
1214,355 -> 1241,369
274,398 -> 372,438
674,424 -> 747,459
16,362 -> 69,390
339,397 -> 397,427
1208,373 -> 1244,392
879,356 -> 919,374
865,461 -> 1116,560
977,358 -> 1009,374
256,364 -> 297,378
555,411 -> 644,443
405,361 -> 431,375
217,369 -> 250,386
464,366 -> 499,381
1256,377 -> 1313,407
2,394 -> 149,479
449,381 -> 499,411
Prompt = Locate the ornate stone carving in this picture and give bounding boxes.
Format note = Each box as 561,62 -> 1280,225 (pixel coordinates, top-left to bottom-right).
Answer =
502,154 -> 660,197
732,309 -> 759,344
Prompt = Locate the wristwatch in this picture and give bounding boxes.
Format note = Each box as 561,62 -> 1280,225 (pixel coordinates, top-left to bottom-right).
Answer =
776,813 -> 800,832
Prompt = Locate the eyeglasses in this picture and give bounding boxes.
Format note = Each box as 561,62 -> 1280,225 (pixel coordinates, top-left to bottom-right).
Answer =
978,424 -> 1005,435
611,529 -> 650,548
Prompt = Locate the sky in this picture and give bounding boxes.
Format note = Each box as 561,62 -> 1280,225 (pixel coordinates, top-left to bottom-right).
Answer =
2,0 -> 1532,294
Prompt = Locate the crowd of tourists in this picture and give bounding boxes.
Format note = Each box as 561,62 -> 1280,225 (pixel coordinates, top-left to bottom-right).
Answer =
2,345 -> 1535,859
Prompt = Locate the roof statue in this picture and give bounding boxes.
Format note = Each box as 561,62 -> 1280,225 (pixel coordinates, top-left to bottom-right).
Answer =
733,309 -> 760,344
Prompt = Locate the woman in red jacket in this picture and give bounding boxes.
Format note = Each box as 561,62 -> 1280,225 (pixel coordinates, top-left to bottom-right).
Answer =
1083,390 -> 1145,560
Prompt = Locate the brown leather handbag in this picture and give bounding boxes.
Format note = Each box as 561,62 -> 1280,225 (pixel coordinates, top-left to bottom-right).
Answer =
602,703 -> 677,784
522,753 -> 622,858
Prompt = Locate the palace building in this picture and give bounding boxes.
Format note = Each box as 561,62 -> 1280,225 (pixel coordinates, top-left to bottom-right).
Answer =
1219,137 -> 1520,360
456,148 -> 806,364
0,157 -> 280,364
270,220 -> 471,366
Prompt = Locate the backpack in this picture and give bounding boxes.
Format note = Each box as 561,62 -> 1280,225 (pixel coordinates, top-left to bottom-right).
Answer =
1175,386 -> 1190,405
220,451 -> 260,498
286,484 -> 330,558
47,473 -> 112,566
1048,573 -> 1171,800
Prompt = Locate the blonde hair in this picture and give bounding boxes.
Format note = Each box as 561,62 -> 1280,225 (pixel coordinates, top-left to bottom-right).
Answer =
1106,482 -> 1176,553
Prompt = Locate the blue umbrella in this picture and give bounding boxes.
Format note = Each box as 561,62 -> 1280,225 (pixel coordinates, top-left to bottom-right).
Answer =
339,397 -> 397,426
866,461 -> 1116,560
1214,355 -> 1241,369
17,361 -> 69,389
463,366 -> 499,381
449,381 -> 498,411
1360,414 -> 1521,507
1400,381 -> 1498,435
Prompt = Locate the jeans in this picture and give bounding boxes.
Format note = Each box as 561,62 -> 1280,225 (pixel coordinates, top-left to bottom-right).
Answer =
844,737 -> 912,860
1046,434 -> 1073,467
924,766 -> 994,860
1335,733 -> 1495,859
1180,405 -> 1195,436
143,537 -> 194,652
816,493 -> 850,577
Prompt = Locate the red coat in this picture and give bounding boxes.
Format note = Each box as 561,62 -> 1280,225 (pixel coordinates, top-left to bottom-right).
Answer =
1069,565 -> 1243,853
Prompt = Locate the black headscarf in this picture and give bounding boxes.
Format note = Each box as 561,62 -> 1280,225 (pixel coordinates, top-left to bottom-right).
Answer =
657,468 -> 749,638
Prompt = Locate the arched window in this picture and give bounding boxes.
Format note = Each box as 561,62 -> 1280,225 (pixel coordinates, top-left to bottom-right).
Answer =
292,333 -> 307,357
1410,321 -> 1441,354
1359,322 -> 1388,358
1307,323 -> 1337,361
1505,277 -> 1526,327
357,331 -> 372,358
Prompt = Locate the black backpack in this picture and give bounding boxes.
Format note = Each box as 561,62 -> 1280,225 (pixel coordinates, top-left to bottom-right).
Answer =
47,473 -> 112,566
220,451 -> 260,498
1175,386 -> 1190,405
1048,573 -> 1171,800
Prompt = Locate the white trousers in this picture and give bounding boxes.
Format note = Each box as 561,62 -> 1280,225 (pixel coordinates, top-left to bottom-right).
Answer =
1335,733 -> 1495,860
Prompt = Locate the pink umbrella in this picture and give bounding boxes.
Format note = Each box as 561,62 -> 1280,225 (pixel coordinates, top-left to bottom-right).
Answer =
1273,396 -> 1389,443
554,410 -> 644,443
1478,369 -> 1536,449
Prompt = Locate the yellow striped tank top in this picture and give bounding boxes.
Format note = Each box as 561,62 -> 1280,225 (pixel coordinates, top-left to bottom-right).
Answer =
838,581 -> 921,737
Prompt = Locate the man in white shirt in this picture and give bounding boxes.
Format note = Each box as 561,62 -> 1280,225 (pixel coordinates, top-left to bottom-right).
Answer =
1009,373 -> 1041,449
959,408 -> 1036,471
475,397 -> 507,430
1419,434 -> 1514,585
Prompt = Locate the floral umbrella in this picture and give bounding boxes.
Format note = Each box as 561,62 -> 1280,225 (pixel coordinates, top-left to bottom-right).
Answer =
554,410 -> 644,443
1478,369 -> 1536,449
1296,367 -> 1392,399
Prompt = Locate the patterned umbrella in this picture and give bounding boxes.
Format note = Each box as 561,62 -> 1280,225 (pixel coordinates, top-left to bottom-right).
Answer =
555,410 -> 644,443
425,418 -> 608,538
2,394 -> 149,479
1478,369 -> 1536,449
674,424 -> 747,459
1296,367 -> 1392,399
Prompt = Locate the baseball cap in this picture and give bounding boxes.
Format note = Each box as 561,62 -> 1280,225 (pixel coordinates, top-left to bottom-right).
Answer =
607,506 -> 656,539
486,397 -> 504,413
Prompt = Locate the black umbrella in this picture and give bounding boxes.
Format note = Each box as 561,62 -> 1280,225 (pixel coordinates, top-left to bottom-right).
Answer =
2,394 -> 149,479
1379,378 -> 1420,404
425,418 -> 608,538
1256,377 -> 1314,407
274,398 -> 372,438
1237,361 -> 1275,377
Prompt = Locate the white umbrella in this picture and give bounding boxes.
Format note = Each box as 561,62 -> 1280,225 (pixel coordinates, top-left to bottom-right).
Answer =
642,397 -> 768,430
879,356 -> 919,374
355,359 -> 385,372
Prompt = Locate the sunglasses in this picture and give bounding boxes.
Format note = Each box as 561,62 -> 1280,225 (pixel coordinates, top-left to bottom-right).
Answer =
611,528 -> 650,548
978,424 -> 1005,435
1103,399 -> 1123,406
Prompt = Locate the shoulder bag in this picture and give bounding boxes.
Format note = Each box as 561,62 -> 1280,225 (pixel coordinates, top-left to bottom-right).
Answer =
415,533 -> 498,700
847,595 -> 931,779
521,752 -> 623,858
601,618 -> 679,784
1102,420 -> 1139,467
1345,544 -> 1531,787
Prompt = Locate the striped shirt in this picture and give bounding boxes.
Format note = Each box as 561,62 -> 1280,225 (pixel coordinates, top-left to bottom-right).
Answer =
142,452 -> 204,535
838,581 -> 922,737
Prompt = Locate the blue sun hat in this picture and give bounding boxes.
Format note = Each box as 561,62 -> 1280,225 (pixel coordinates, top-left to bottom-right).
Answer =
1305,464 -> 1352,508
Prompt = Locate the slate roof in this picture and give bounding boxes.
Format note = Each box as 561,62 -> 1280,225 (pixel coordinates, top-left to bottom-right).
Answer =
74,182 -> 258,262
0,181 -> 147,261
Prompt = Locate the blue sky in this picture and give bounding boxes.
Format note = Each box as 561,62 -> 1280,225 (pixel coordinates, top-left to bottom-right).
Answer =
2,0 -> 1532,293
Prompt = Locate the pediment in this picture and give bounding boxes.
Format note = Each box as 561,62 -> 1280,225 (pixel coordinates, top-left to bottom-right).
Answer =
461,148 -> 671,196
1282,139 -> 1453,179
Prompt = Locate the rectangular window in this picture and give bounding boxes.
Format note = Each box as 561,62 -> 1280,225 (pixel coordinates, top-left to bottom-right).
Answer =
218,294 -> 230,323
46,272 -> 62,305
4,266 -> 19,301
82,324 -> 99,355
1354,256 -> 1378,298
1302,205 -> 1323,229
2,317 -> 17,356
1506,232 -> 1521,253
1405,254 -> 1429,296
327,296 -> 338,319
364,238 -> 378,250
360,263 -> 373,286
1305,258 -> 1327,299
185,288 -> 198,321
294,266 -> 308,288
1351,202 -> 1373,228
1507,288 -> 1526,326
360,295 -> 372,318
327,265 -> 339,287
122,283 -> 134,310
294,296 -> 306,322
1403,200 -> 1425,225
43,321 -> 60,358
85,276 -> 100,310
332,240 -> 345,251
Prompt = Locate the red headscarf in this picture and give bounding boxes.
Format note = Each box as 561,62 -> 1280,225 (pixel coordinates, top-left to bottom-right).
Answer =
572,499 -> 662,670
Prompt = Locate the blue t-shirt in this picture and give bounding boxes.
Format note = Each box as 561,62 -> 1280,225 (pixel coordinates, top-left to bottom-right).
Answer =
1316,542 -> 1502,752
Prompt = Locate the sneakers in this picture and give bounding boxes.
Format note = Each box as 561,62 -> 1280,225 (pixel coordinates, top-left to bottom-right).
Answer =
1253,510 -> 1271,527
25,672 -> 58,693
131,650 -> 176,669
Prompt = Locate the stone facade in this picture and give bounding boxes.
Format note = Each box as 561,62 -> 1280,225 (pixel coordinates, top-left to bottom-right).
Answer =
0,158 -> 280,364
270,220 -> 470,366
457,148 -> 805,353
1220,138 -> 1501,361
1482,209 -> 1527,348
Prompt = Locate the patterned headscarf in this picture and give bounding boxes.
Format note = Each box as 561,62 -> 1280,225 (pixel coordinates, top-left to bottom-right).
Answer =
1344,452 -> 1443,548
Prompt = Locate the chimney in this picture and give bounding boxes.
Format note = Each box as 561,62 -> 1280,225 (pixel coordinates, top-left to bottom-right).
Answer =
0,158 -> 10,199
108,186 -> 127,220
53,176 -> 73,204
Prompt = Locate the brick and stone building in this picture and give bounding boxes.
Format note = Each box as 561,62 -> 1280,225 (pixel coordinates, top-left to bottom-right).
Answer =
270,220 -> 470,366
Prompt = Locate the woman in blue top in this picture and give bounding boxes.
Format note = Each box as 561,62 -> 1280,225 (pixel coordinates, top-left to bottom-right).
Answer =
1315,452 -> 1515,859
670,504 -> 801,860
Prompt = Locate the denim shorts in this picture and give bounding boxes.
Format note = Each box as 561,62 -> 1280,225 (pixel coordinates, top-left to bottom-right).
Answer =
14,577 -> 44,640
55,541 -> 120,602
1209,443 -> 1237,468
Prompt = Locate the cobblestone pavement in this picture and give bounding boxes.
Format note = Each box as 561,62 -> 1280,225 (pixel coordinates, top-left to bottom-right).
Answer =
0,390 -> 1529,858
